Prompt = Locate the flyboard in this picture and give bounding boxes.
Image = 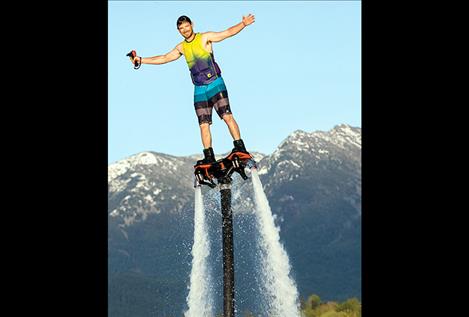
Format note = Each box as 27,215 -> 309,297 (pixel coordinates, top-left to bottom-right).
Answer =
194,151 -> 257,317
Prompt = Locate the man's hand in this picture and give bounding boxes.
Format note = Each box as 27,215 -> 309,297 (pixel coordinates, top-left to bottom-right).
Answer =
129,55 -> 140,65
242,14 -> 255,26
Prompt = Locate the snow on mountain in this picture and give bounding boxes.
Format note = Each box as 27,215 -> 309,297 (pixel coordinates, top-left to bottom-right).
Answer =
108,124 -> 361,224
227,124 -> 361,216
255,124 -> 361,185
108,151 -> 195,226
109,152 -> 182,184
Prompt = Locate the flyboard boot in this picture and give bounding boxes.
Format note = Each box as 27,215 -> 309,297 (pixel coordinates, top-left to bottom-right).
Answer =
230,139 -> 249,155
196,147 -> 216,165
194,140 -> 257,188
226,138 -> 257,172
194,147 -> 218,188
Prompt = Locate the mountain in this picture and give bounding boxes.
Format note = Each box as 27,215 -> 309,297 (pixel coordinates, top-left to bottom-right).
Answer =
108,124 -> 361,317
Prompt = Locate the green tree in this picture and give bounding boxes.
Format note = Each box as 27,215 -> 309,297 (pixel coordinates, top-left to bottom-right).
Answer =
320,311 -> 348,317
337,297 -> 361,317
306,294 -> 321,310
300,294 -> 362,317
314,301 -> 339,316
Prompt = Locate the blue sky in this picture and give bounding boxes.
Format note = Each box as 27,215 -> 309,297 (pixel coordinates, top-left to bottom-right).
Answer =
108,0 -> 361,164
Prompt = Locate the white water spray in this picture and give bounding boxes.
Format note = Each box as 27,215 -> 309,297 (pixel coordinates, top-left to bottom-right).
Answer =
184,187 -> 213,317
251,169 -> 301,316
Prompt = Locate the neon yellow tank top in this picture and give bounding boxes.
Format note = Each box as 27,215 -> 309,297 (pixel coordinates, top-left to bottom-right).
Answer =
182,33 -> 221,85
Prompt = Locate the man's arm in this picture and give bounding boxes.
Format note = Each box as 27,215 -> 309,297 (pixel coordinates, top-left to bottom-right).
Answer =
204,14 -> 255,43
132,44 -> 183,66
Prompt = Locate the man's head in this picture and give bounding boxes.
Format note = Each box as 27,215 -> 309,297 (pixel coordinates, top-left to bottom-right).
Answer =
177,15 -> 194,39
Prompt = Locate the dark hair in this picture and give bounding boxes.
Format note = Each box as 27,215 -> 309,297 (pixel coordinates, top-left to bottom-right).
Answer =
176,15 -> 192,28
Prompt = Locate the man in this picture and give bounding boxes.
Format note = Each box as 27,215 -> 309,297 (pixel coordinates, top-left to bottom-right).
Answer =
129,14 -> 255,164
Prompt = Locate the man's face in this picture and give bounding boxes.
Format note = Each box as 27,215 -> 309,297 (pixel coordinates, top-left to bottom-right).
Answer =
178,21 -> 193,39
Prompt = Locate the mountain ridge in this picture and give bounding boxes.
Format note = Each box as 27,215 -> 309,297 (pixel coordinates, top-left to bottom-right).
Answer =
108,123 -> 361,316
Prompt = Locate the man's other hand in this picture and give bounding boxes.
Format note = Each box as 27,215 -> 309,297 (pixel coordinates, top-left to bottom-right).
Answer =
242,14 -> 255,26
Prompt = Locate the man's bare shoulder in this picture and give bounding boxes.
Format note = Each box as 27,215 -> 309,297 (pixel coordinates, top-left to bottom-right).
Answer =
176,42 -> 184,55
201,32 -> 214,41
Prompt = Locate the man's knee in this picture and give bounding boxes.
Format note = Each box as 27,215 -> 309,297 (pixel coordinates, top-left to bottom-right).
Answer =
200,122 -> 211,130
223,113 -> 235,123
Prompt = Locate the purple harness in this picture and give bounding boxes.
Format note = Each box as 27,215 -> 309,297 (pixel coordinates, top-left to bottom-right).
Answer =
190,54 -> 222,85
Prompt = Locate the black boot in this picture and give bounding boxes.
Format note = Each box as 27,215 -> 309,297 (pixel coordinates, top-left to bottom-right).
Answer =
196,147 -> 216,165
232,139 -> 249,154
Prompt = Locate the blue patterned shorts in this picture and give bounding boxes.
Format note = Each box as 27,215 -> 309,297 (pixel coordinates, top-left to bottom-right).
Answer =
193,76 -> 232,125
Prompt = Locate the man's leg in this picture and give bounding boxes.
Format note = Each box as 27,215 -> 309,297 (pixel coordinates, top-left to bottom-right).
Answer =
222,114 -> 249,153
196,122 -> 216,164
222,114 -> 241,141
195,82 -> 217,164
199,123 -> 212,149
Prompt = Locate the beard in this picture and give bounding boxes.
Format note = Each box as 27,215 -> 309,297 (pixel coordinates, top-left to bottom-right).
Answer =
184,30 -> 194,39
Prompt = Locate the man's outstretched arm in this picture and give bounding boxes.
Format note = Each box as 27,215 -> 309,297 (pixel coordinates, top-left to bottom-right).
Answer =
204,14 -> 255,43
131,45 -> 183,66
